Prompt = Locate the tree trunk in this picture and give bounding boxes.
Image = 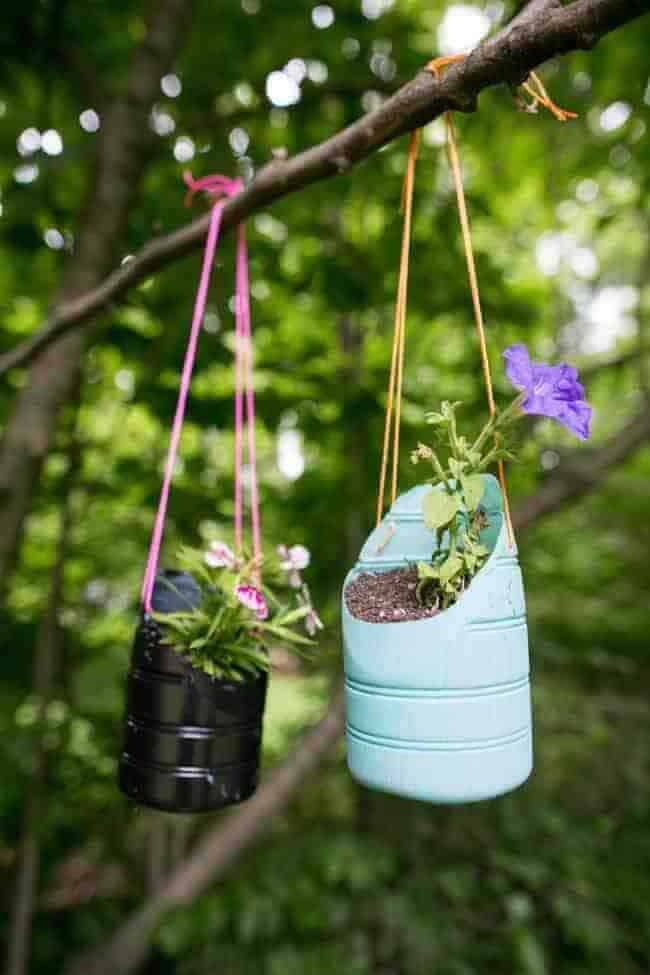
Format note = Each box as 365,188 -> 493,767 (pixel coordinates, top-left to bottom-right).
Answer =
145,817 -> 169,897
0,0 -> 192,597
5,426 -> 79,975
5,797 -> 42,975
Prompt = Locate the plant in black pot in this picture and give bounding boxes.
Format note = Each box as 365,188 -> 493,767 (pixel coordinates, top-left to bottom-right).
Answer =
119,540 -> 321,813
117,168 -> 324,812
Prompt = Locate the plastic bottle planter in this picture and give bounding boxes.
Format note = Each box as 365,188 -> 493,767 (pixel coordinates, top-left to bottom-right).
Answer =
342,474 -> 532,804
119,571 -> 267,813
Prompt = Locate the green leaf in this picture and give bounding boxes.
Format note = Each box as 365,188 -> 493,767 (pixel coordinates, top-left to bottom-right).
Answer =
206,607 -> 226,642
416,561 -> 440,580
275,605 -> 310,626
416,576 -> 437,605
439,553 -> 464,585
422,490 -> 460,530
425,410 -> 445,425
460,474 -> 485,511
261,623 -> 314,646
441,400 -> 461,419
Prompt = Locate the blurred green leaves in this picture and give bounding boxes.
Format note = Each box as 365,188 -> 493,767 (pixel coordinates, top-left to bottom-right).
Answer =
1,1 -> 650,972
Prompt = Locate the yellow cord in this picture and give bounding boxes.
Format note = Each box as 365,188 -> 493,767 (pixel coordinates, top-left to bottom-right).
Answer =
376,130 -> 420,526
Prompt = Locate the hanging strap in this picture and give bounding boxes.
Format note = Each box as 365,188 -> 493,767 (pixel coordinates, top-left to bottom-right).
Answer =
425,55 -> 577,547
234,220 -> 262,585
441,107 -> 515,547
427,55 -> 515,547
376,130 -> 420,527
141,173 -> 261,612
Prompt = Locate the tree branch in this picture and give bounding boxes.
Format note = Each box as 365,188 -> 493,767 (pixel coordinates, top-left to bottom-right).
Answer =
2,0 -> 647,378
513,400 -> 650,530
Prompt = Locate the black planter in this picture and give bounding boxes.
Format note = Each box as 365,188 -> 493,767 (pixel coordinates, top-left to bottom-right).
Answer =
118,570 -> 267,813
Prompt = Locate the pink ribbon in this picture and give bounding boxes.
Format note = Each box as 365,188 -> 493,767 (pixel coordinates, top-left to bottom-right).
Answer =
141,171 -> 261,613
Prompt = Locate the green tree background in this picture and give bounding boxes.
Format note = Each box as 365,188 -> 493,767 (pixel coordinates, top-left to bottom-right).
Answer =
1,1 -> 649,973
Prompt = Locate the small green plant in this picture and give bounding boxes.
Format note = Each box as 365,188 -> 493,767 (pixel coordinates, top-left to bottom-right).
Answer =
152,541 -> 322,680
411,399 -> 511,610
411,344 -> 592,611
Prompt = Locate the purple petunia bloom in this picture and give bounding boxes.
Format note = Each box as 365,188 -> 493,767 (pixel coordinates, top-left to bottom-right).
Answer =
503,343 -> 592,440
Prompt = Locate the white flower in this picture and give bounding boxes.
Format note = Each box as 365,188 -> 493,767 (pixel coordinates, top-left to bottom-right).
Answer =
277,543 -> 311,588
205,541 -> 238,569
305,605 -> 324,636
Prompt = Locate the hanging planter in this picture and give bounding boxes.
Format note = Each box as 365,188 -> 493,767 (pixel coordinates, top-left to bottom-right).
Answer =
342,83 -> 591,804
119,174 -> 322,813
119,571 -> 268,813
343,475 -> 532,804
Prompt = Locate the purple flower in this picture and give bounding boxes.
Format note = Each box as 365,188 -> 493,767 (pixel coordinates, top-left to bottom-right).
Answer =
205,541 -> 239,570
277,544 -> 311,589
235,584 -> 269,621
503,343 -> 592,440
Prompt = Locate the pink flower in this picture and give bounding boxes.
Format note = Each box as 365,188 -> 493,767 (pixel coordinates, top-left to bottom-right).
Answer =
277,544 -> 311,588
205,541 -> 239,569
235,584 -> 269,621
297,582 -> 323,637
305,604 -> 324,637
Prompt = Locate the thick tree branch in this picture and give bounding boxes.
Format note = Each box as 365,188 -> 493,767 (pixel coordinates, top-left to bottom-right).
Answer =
580,346 -> 650,382
1,0 -> 647,378
513,400 -> 650,530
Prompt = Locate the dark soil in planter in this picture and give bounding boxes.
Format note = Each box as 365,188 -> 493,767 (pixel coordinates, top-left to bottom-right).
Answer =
345,567 -> 440,624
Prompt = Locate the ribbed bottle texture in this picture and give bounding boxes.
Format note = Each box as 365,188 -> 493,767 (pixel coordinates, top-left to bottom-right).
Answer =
119,572 -> 267,813
342,476 -> 533,804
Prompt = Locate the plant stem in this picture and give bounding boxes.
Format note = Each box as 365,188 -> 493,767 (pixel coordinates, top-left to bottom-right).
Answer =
478,446 -> 500,471
471,414 -> 497,455
471,393 -> 526,456
429,448 -> 447,482
497,392 -> 526,426
448,408 -> 461,458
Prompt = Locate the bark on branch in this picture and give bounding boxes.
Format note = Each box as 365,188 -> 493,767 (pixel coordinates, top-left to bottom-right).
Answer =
1,0 -> 647,377
513,399 -> 650,530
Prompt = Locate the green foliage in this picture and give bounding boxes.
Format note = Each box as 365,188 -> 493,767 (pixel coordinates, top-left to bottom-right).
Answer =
1,2 -> 650,973
151,543 -> 318,679
413,398 -> 514,608
422,487 -> 461,529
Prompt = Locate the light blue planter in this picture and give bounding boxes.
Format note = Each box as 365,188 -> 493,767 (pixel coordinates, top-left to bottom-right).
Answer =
342,474 -> 533,804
